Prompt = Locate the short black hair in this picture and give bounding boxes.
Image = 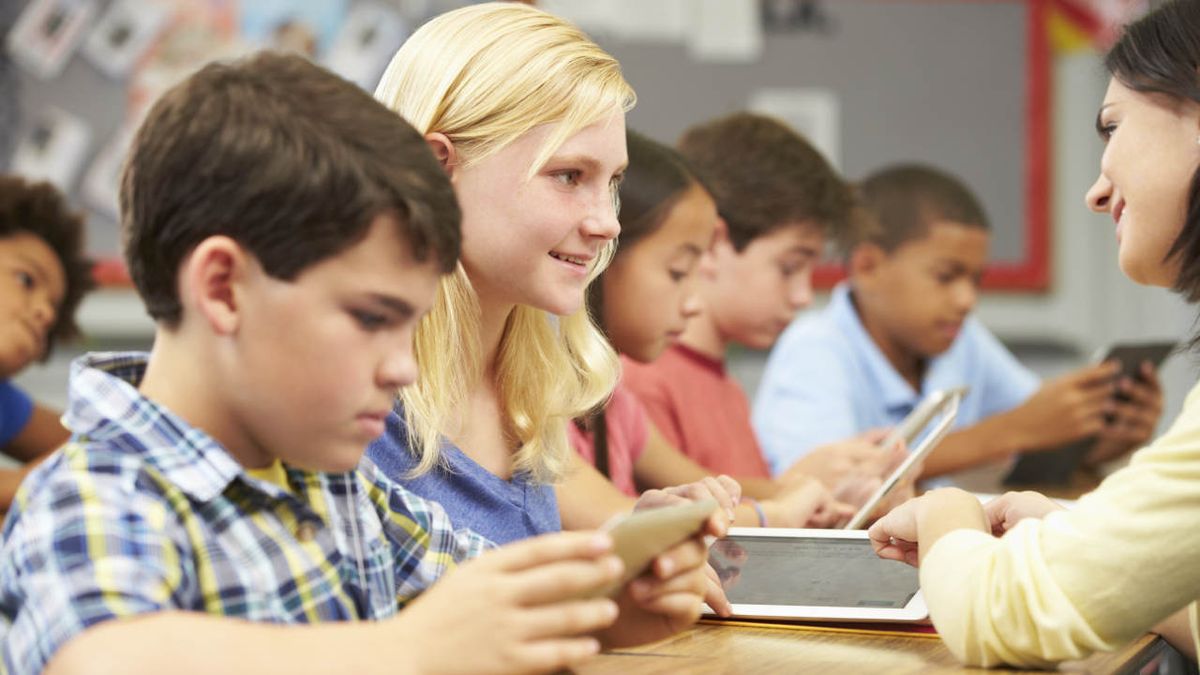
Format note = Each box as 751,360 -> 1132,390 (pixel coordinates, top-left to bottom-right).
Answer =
857,164 -> 989,253
121,51 -> 461,326
0,175 -> 93,354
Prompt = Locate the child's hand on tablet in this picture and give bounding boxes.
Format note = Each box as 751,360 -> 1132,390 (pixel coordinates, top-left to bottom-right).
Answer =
983,490 -> 1065,536
761,476 -> 854,528
636,475 -> 741,535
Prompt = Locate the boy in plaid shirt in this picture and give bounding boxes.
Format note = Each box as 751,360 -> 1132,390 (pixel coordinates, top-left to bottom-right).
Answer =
0,52 -> 712,675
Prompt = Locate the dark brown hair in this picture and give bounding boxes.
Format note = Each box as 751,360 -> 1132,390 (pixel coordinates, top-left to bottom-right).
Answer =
0,175 -> 93,354
121,51 -> 461,326
677,112 -> 854,251
1105,0 -> 1200,309
856,164 -> 990,253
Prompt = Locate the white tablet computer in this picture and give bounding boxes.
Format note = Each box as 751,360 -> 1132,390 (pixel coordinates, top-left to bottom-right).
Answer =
843,387 -> 966,530
705,528 -> 927,623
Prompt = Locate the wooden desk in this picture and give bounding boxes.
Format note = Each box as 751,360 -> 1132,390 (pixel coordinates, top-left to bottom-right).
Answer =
574,622 -> 1165,674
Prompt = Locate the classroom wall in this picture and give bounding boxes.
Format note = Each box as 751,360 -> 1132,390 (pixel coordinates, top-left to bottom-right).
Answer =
8,3 -> 1197,438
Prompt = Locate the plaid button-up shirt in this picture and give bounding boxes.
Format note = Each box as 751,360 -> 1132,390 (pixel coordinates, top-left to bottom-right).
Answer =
0,352 -> 492,674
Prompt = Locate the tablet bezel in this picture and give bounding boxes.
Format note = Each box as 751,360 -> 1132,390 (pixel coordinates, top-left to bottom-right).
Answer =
704,528 -> 928,623
843,388 -> 965,530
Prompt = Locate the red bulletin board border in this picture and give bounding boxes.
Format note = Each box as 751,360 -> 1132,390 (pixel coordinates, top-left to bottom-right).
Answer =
814,0 -> 1051,292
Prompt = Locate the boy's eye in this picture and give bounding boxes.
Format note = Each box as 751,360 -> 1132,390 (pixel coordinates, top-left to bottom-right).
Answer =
1100,124 -> 1116,141
351,309 -> 389,330
14,270 -> 35,290
668,269 -> 688,282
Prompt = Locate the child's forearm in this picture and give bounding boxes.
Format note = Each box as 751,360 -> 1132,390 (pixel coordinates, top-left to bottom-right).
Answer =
45,612 -> 412,675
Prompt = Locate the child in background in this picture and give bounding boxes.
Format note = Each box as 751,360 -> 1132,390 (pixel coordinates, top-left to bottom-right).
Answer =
367,1 -> 730,624
0,175 -> 93,508
0,52 -> 694,675
869,1 -> 1200,665
622,112 -> 904,506
571,129 -> 848,528
754,164 -> 1163,481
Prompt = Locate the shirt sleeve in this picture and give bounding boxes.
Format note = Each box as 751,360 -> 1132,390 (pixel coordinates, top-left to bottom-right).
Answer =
358,458 -> 494,605
0,446 -> 193,675
0,381 -> 35,449
968,321 -> 1040,419
919,381 -> 1200,667
752,328 -> 859,475
621,360 -> 686,450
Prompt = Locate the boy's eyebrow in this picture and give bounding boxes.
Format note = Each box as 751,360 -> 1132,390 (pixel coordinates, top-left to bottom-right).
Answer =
367,293 -> 417,318
674,242 -> 705,256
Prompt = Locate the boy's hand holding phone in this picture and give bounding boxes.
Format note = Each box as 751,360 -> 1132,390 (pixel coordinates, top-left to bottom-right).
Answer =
632,484 -> 737,619
1012,363 -> 1120,450
398,531 -> 623,674
1089,361 -> 1164,464
593,499 -> 722,646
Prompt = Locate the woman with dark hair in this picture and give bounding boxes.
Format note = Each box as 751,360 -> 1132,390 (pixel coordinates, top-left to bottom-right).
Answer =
866,0 -> 1200,667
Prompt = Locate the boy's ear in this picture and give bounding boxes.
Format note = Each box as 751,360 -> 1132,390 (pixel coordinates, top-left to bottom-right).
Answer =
699,217 -> 732,279
424,133 -> 459,179
181,236 -> 248,335
848,242 -> 887,285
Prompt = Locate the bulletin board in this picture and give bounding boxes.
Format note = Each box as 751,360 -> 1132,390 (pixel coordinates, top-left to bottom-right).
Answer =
7,0 -> 1058,290
2,0 -> 441,286
578,0 -> 1054,292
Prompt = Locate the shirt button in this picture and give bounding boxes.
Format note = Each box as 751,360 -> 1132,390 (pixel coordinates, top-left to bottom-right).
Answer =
296,521 -> 320,542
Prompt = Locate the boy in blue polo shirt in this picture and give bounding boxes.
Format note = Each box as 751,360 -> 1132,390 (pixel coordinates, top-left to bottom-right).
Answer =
755,164 -> 1163,481
0,176 -> 93,508
0,52 -> 712,675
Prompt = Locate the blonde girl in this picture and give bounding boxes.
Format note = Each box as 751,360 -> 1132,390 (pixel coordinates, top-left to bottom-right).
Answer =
366,1 -> 736,641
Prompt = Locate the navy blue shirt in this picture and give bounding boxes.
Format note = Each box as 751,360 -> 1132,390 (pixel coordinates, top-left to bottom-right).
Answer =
0,381 -> 33,448
366,409 -> 561,545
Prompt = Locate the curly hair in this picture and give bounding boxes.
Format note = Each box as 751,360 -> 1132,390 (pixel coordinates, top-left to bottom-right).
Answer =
0,174 -> 93,354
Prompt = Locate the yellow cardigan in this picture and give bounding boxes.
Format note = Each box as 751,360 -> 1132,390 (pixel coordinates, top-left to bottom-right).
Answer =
921,380 -> 1200,667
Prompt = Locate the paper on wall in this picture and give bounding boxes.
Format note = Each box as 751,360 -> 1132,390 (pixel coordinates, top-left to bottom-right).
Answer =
748,88 -> 841,170
688,0 -> 762,63
11,107 -> 93,191
323,2 -> 409,92
6,0 -> 98,79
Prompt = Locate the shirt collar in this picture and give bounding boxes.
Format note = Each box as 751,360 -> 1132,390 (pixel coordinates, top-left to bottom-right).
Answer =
64,351 -> 247,503
670,342 -> 725,375
827,283 -> 922,414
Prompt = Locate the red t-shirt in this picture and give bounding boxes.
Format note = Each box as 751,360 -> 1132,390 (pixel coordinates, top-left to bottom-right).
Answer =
568,381 -> 648,497
621,344 -> 771,478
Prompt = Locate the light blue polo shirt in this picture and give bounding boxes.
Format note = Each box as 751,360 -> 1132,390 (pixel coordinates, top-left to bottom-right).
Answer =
753,283 -> 1039,475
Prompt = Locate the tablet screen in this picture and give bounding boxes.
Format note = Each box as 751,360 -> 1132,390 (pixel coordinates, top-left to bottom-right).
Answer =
709,535 -> 919,608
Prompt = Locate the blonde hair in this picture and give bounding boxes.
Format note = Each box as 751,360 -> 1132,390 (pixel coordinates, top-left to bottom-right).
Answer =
375,2 -> 634,483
